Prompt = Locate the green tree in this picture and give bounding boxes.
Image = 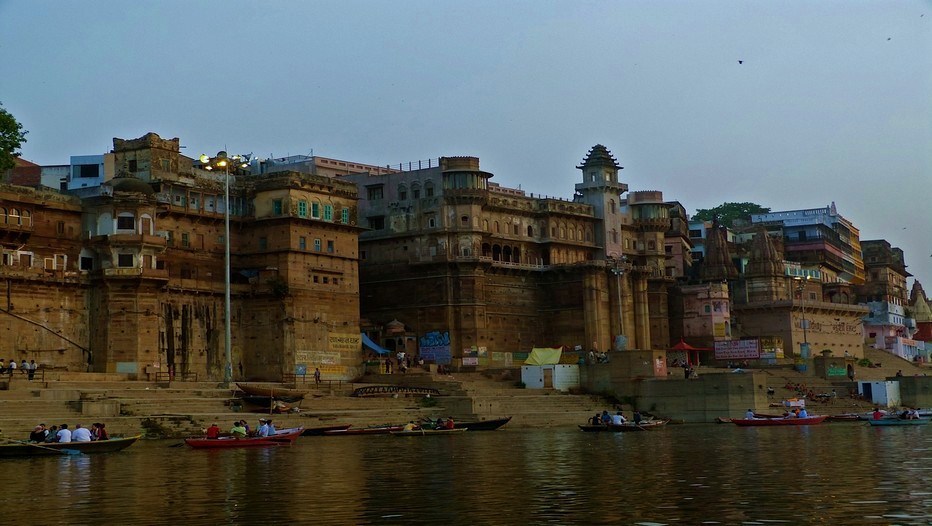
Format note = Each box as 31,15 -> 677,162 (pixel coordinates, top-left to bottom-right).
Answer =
692,202 -> 770,228
0,103 -> 28,173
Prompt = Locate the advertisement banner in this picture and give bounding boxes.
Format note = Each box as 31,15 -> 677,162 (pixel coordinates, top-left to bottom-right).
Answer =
714,339 -> 761,360
328,333 -> 361,353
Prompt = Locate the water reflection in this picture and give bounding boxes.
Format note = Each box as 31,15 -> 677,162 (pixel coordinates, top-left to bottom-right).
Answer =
3,425 -> 932,524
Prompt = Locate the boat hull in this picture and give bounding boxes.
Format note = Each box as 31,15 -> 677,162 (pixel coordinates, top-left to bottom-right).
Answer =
578,420 -> 668,432
422,416 -> 512,431
391,428 -> 467,436
185,427 -> 303,448
0,435 -> 142,458
731,416 -> 827,426
323,425 -> 403,436
867,418 -> 931,426
301,424 -> 352,436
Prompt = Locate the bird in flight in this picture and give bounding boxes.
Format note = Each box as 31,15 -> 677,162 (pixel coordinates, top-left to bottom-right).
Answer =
738,60 -> 744,64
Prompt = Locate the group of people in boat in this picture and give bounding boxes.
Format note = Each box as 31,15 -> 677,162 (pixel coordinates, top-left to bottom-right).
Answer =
27,422 -> 109,443
589,409 -> 644,426
403,416 -> 456,431
204,418 -> 278,439
872,407 -> 923,420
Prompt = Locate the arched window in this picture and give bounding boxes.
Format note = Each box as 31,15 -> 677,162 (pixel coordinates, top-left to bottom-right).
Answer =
411,182 -> 421,199
483,219 -> 489,231
398,184 -> 408,201
424,181 -> 435,197
527,225 -> 533,237
560,227 -> 566,238
8,209 -> 20,225
20,210 -> 31,227
612,230 -> 618,244
648,241 -> 656,250
494,221 -> 500,233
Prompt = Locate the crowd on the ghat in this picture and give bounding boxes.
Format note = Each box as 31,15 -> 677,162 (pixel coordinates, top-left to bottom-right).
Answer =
27,423 -> 109,443
203,418 -> 278,438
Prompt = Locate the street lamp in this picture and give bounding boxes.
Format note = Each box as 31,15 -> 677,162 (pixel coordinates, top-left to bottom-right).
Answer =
610,256 -> 628,350
794,275 -> 811,362
199,151 -> 249,385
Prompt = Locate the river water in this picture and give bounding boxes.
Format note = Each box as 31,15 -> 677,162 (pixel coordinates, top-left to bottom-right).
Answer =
4,424 -> 932,525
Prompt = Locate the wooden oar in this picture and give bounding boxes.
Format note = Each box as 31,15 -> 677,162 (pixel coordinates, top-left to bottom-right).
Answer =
0,436 -> 82,455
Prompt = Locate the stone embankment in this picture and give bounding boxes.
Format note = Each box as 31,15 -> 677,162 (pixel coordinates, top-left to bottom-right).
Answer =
0,348 -> 924,440
0,369 -> 605,439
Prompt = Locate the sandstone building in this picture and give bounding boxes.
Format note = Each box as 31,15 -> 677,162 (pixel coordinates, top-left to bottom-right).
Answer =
0,133 -> 363,381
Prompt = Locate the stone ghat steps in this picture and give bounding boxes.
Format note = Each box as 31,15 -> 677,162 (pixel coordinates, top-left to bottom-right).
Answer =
0,399 -> 83,418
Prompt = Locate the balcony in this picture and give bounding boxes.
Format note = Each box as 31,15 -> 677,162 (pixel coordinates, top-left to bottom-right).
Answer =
100,267 -> 169,281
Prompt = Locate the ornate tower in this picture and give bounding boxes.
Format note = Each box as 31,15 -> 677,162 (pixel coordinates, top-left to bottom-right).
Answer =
573,145 -> 628,258
744,226 -> 788,302
700,222 -> 738,282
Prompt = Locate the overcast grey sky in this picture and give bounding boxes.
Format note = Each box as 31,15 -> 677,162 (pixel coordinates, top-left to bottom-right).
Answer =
2,1 -> 930,289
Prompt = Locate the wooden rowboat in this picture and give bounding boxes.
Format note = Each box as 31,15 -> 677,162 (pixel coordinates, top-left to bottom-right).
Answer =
731,416 -> 827,426
390,428 -> 467,437
422,416 -> 512,431
301,424 -> 352,436
323,425 -> 403,436
184,427 -> 303,448
867,418 -> 931,427
0,435 -> 142,458
578,420 -> 668,432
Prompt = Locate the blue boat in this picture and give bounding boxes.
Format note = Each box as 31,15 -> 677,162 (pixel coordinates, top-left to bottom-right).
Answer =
867,418 -> 931,427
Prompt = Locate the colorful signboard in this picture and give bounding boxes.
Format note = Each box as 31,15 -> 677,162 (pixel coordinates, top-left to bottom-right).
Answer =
714,339 -> 761,360
420,330 -> 452,365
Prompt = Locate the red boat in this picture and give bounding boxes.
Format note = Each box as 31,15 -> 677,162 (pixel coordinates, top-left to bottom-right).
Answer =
731,416 -> 827,427
184,427 -> 304,448
323,425 -> 403,436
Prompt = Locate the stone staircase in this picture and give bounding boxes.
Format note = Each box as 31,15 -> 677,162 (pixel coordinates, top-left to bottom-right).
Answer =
0,370 -> 610,439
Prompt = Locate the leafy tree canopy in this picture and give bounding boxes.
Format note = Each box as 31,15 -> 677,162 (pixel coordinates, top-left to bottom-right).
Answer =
0,102 -> 28,173
692,202 -> 770,228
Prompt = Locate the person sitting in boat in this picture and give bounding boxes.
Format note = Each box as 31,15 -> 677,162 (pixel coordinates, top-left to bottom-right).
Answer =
266,420 -> 276,435
611,411 -> 626,425
205,423 -> 221,439
443,416 -> 455,430
92,423 -> 109,441
784,410 -> 798,419
56,424 -> 72,443
403,421 -> 418,432
600,411 -> 612,425
633,411 -> 643,425
230,421 -> 247,438
872,408 -> 885,420
745,409 -> 756,420
45,425 -> 58,443
590,413 -> 602,426
28,425 -> 46,443
257,419 -> 270,437
72,424 -> 92,442
797,408 -> 809,418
